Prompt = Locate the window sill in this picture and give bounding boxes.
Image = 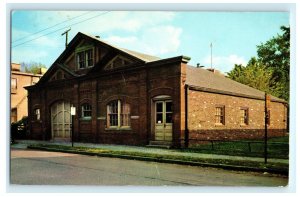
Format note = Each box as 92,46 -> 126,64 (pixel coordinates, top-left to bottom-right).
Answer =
105,127 -> 132,131
240,124 -> 249,127
11,89 -> 17,94
77,66 -> 94,70
80,117 -> 92,121
214,123 -> 225,127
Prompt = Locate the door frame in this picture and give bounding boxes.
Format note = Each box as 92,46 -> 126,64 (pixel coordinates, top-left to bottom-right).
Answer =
50,100 -> 72,141
152,95 -> 173,142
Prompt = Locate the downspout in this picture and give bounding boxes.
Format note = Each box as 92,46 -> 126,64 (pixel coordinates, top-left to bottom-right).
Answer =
184,84 -> 189,148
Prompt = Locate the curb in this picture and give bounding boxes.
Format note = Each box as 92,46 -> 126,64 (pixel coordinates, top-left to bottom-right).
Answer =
27,145 -> 288,176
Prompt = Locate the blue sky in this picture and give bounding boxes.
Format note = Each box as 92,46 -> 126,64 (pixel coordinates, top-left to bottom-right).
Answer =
11,11 -> 289,73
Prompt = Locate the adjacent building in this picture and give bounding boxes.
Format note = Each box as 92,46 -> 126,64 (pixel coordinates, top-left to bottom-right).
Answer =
11,63 -> 45,123
25,32 -> 288,147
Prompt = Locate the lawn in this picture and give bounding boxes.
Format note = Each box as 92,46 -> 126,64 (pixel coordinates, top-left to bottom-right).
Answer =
181,136 -> 289,159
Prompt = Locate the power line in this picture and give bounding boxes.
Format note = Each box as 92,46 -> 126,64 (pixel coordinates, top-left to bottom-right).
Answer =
12,11 -> 92,43
12,11 -> 110,48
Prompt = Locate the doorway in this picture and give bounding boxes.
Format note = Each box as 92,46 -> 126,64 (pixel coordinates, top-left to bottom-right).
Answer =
154,100 -> 173,141
51,100 -> 71,140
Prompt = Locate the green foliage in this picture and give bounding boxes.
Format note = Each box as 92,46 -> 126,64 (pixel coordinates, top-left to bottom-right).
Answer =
227,26 -> 290,102
256,26 -> 290,101
11,116 -> 29,142
20,61 -> 47,74
227,58 -> 276,95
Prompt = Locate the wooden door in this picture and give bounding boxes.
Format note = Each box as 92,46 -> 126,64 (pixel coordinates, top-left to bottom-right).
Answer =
154,100 -> 173,141
51,101 -> 71,140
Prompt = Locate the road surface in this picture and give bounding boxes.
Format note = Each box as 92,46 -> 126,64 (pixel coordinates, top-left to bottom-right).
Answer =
10,148 -> 288,186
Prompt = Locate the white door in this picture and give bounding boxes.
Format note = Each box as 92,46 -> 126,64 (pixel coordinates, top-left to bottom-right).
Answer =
154,100 -> 173,141
51,101 -> 71,140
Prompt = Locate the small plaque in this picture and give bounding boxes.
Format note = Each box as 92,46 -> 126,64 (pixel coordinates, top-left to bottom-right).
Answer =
131,116 -> 139,119
71,107 -> 76,116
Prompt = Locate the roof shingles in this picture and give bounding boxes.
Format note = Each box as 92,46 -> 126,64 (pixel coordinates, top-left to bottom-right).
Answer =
186,65 -> 285,103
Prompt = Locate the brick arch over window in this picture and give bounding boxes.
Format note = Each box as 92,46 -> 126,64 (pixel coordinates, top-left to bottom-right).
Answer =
81,103 -> 92,119
148,87 -> 174,100
103,95 -> 135,104
79,98 -> 92,105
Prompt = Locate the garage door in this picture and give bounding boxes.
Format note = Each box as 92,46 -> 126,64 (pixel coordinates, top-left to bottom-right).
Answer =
51,101 -> 71,140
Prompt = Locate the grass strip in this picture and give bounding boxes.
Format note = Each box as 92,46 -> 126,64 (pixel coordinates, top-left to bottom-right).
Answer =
27,144 -> 288,175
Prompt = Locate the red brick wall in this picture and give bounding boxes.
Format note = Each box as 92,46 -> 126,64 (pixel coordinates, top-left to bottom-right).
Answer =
187,89 -> 287,141
94,61 -> 182,146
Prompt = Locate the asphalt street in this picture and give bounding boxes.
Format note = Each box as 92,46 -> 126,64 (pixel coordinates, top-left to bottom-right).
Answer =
10,148 -> 288,186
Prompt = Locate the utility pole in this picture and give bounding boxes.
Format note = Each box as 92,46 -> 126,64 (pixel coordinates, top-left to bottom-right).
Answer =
264,93 -> 270,164
61,28 -> 71,49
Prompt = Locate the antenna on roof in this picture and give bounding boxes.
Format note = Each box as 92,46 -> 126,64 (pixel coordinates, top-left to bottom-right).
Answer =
61,28 -> 71,49
210,42 -> 213,69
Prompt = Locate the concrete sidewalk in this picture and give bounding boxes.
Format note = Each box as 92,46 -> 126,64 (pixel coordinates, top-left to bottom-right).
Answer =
12,140 -> 288,165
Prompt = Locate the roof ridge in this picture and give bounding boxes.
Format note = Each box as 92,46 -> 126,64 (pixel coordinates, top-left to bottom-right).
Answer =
80,32 -> 161,62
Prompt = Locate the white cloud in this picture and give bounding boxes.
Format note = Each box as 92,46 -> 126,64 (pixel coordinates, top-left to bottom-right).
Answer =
12,11 -> 179,65
12,48 -> 49,64
105,36 -> 138,45
23,11 -> 176,35
142,26 -> 182,54
104,25 -> 182,56
11,29 -> 31,42
202,54 -> 247,73
31,36 -> 60,48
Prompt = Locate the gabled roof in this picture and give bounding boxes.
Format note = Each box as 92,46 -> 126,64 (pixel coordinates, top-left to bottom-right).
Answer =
186,65 -> 286,103
82,33 -> 161,62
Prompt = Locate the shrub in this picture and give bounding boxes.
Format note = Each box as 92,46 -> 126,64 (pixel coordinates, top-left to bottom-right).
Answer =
11,116 -> 29,142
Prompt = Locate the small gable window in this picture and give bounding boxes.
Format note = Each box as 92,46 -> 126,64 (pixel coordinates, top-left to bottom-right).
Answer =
77,48 -> 94,69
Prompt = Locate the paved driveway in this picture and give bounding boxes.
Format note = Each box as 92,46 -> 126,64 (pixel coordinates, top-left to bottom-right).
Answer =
10,148 -> 288,187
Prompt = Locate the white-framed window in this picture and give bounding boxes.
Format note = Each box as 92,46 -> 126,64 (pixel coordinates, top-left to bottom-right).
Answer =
81,104 -> 92,119
11,78 -> 17,94
76,48 -> 94,69
215,105 -> 225,125
34,108 -> 40,120
107,100 -> 130,128
240,107 -> 249,125
11,108 -> 17,123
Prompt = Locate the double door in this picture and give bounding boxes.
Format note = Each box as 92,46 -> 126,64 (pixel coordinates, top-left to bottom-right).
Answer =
51,101 -> 71,140
154,100 -> 173,141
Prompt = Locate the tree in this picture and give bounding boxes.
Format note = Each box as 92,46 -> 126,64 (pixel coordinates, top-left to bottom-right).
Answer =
227,26 -> 290,102
256,26 -> 290,101
227,57 -> 276,95
20,61 -> 48,75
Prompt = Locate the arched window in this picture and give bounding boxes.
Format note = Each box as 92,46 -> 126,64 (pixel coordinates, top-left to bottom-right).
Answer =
34,108 -> 40,120
81,103 -> 92,119
107,100 -> 130,128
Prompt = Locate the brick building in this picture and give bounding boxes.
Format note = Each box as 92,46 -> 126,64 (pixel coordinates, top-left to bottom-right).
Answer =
25,32 -> 288,147
11,63 -> 45,123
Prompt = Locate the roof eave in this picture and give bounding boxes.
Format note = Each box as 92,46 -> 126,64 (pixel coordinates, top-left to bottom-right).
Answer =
186,84 -> 287,104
